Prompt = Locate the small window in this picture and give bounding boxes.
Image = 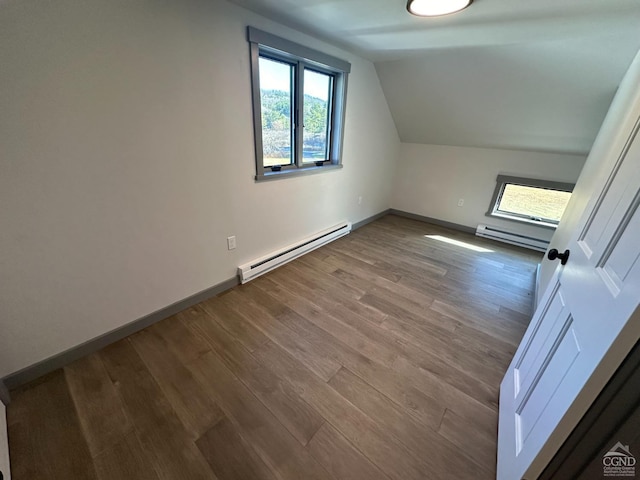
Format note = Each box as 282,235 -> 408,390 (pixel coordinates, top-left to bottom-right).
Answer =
487,175 -> 574,229
248,27 -> 350,181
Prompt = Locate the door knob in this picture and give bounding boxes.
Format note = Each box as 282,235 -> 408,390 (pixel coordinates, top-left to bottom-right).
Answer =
548,248 -> 570,265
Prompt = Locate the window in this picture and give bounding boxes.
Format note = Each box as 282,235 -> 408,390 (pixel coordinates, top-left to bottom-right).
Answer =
487,175 -> 574,228
248,27 -> 350,180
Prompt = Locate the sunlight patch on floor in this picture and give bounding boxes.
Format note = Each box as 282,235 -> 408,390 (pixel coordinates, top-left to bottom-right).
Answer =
425,234 -> 494,253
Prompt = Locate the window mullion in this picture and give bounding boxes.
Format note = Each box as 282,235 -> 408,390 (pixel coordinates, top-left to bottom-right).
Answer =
295,61 -> 304,168
327,75 -> 335,161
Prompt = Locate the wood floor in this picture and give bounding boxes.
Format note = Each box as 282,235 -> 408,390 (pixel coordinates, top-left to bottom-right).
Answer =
7,215 -> 542,480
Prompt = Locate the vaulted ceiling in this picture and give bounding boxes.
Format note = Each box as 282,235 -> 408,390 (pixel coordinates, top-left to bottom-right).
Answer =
229,0 -> 640,155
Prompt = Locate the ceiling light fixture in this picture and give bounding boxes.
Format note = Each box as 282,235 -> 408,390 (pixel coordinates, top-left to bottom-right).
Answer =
407,0 -> 472,17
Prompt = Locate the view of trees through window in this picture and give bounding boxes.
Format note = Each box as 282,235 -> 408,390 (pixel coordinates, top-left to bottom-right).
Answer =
259,57 -> 332,167
303,69 -> 332,164
259,57 -> 293,167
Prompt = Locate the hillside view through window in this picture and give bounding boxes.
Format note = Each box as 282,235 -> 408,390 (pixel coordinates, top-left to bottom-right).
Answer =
259,57 -> 332,167
497,184 -> 572,224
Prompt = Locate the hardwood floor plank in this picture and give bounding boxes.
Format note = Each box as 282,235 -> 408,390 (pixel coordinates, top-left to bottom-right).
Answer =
200,296 -> 270,353
324,301 -> 502,409
220,286 -> 343,381
306,250 -> 438,320
100,340 -> 215,480
302,247 -> 402,284
187,308 -> 325,446
356,287 -> 455,336
253,276 -> 398,367
196,417 -> 277,480
235,284 -> 445,430
255,272 -> 501,418
380,313 -> 507,387
5,418 -> 38,480
64,353 -> 132,458
447,259 -> 537,289
328,367 -> 491,478
327,262 -> 435,317
326,235 -> 449,278
325,246 -> 434,314
156,308 -> 213,362
498,303 -> 532,322
268,264 -> 388,324
292,248 -> 340,274
93,432 -> 160,480
129,324 -> 225,439
7,371 -> 98,480
352,293 -> 503,408
438,407 -> 498,476
430,299 -> 524,347
307,422 -> 390,480
276,260 -> 366,310
390,355 -> 499,439
462,281 -> 534,316
186,351 -> 333,480
395,272 -> 504,319
253,340 -> 463,480
355,223 -> 478,273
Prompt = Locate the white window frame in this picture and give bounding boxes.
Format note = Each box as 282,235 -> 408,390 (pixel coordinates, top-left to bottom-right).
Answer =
486,175 -> 575,229
248,27 -> 350,181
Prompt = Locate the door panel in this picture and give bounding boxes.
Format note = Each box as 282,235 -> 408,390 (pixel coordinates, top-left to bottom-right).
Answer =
498,56 -> 640,480
579,119 -> 640,261
514,287 -> 568,401
599,205 -> 640,297
516,316 -> 579,453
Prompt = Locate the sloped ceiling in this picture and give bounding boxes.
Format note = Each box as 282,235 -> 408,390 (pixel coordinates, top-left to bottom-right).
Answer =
228,0 -> 640,155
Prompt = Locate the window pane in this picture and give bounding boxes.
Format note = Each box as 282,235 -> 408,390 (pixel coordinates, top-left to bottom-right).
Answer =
498,184 -> 572,223
259,57 -> 294,167
303,69 -> 333,163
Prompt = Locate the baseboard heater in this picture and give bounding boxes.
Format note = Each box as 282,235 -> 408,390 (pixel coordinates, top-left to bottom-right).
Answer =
238,222 -> 352,284
475,224 -> 549,252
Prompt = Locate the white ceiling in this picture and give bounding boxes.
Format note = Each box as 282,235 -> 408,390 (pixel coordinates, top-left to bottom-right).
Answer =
229,0 -> 640,154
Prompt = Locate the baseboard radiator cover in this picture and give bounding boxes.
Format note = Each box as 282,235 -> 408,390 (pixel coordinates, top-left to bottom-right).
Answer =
238,222 -> 352,284
476,224 -> 549,252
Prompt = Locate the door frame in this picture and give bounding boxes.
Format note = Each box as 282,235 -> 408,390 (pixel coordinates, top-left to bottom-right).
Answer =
540,336 -> 640,478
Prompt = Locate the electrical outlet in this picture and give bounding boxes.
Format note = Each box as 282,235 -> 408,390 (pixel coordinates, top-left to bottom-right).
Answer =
358,196 -> 363,205
227,236 -> 236,250
457,198 -> 465,207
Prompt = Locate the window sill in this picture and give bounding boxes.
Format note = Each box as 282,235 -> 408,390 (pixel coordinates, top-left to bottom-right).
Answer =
486,212 -> 559,230
255,163 -> 343,182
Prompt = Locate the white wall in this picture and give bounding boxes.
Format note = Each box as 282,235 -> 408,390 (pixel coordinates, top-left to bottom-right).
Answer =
0,0 -> 399,378
0,405 -> 9,480
392,143 -> 586,241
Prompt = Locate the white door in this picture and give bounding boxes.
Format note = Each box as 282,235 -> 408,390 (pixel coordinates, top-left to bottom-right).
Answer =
497,57 -> 640,479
